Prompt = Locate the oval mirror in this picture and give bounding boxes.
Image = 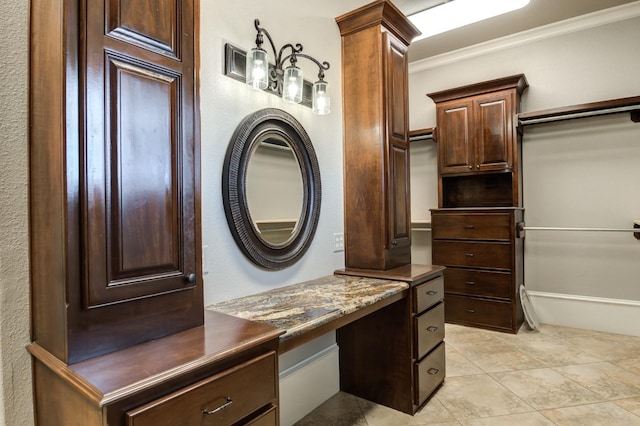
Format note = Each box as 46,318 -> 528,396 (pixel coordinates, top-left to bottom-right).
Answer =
223,108 -> 321,269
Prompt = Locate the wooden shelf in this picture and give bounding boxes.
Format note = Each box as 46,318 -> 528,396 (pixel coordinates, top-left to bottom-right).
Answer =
409,127 -> 435,142
518,95 -> 640,126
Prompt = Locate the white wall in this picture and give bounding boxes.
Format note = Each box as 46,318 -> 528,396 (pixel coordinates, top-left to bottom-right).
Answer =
200,0 -> 367,303
408,4 -> 640,333
0,0 -> 32,424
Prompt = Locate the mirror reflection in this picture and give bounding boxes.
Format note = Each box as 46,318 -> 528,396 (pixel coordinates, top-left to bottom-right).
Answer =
246,135 -> 304,246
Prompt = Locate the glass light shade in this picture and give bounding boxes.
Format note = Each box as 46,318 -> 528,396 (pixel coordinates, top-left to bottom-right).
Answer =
246,48 -> 269,90
312,80 -> 330,115
282,66 -> 303,104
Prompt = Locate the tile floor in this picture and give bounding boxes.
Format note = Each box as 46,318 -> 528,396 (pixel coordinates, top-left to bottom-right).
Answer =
294,323 -> 640,425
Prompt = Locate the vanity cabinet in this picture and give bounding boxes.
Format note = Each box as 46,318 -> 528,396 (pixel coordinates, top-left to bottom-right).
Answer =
28,311 -> 282,426
431,209 -> 524,333
336,0 -> 420,270
337,265 -> 445,414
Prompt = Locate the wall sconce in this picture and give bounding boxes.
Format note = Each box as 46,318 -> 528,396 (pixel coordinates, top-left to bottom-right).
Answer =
246,19 -> 331,115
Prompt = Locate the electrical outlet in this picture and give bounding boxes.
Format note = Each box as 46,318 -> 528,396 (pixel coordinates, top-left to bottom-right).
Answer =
333,233 -> 344,252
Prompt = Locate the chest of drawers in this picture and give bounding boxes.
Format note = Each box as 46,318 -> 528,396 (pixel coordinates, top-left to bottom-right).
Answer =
431,208 -> 524,333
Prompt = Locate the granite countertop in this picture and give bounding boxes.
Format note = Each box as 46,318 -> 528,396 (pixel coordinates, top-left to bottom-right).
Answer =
206,274 -> 409,347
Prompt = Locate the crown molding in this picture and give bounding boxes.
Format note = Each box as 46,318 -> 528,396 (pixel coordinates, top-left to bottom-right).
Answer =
409,1 -> 640,73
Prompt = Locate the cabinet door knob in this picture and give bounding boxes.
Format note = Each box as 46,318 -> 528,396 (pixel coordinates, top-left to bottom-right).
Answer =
464,225 -> 475,229
203,397 -> 233,415
426,290 -> 438,296
466,309 -> 476,314
464,253 -> 475,257
391,240 -> 398,247
186,273 -> 197,283
427,326 -> 439,332
427,368 -> 439,375
465,280 -> 476,286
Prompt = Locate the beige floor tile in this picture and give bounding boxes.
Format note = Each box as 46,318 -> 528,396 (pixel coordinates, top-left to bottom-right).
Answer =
496,335 -> 603,367
536,324 -> 611,339
554,361 -> 640,399
614,396 -> 640,416
614,356 -> 640,376
293,392 -> 367,426
435,375 -> 533,420
445,349 -> 484,377
541,402 -> 640,425
491,368 -> 603,409
358,395 -> 457,425
444,325 -> 506,349
459,412 -> 555,425
452,342 -> 545,373
563,334 -> 640,361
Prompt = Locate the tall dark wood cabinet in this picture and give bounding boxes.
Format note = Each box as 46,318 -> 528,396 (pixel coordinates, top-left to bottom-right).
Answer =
428,75 -> 528,333
336,0 -> 420,270
335,1 -> 445,415
29,1 -> 282,425
30,0 -> 202,365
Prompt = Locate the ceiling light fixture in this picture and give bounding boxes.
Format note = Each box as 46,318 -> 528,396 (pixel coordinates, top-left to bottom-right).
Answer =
247,19 -> 331,114
409,0 -> 530,42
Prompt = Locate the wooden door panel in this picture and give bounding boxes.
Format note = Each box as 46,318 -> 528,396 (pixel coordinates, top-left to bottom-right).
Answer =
83,0 -> 197,309
107,0 -> 180,58
386,36 -> 407,142
389,144 -> 410,247
437,102 -> 473,173
475,92 -> 512,171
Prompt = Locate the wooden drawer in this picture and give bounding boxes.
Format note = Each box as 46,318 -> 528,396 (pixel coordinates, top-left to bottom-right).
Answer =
415,342 -> 445,406
444,268 -> 512,300
413,276 -> 444,314
415,302 -> 445,360
126,351 -> 277,426
433,241 -> 511,270
445,294 -> 513,330
432,212 -> 511,241
246,406 -> 278,426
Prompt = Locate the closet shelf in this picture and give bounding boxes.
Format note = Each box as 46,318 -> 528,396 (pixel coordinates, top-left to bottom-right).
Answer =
409,127 -> 435,142
518,95 -> 640,126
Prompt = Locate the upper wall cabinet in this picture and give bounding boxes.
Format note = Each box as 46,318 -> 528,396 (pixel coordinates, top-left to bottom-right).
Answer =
336,0 -> 420,271
428,75 -> 528,208
29,0 -> 201,364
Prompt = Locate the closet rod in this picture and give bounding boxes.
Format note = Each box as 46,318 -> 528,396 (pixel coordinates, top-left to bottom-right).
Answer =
522,226 -> 638,233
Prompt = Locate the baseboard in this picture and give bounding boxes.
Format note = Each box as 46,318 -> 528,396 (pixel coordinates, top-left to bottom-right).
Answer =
278,344 -> 340,426
526,290 -> 640,336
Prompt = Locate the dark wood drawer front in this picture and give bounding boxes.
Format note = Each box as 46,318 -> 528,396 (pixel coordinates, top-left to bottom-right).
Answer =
445,268 -> 512,299
414,276 -> 444,314
126,352 -> 277,426
445,294 -> 513,330
415,302 -> 445,360
432,213 -> 511,241
415,342 -> 445,406
246,406 -> 277,426
433,241 -> 511,270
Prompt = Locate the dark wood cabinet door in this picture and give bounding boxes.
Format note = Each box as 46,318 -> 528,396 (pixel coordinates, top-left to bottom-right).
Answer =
437,99 -> 474,174
385,34 -> 411,254
474,90 -> 514,172
83,0 -> 198,307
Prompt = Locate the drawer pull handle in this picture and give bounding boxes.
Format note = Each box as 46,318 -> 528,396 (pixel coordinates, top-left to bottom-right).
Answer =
466,309 -> 476,314
426,290 -> 438,296
427,326 -> 439,332
203,397 -> 233,415
465,253 -> 475,257
464,225 -> 475,229
465,280 -> 476,285
427,368 -> 439,375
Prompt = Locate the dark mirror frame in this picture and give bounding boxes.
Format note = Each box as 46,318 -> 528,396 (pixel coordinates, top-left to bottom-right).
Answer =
222,108 -> 322,270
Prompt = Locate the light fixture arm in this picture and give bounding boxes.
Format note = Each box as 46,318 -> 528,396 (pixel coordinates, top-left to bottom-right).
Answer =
253,19 -> 330,80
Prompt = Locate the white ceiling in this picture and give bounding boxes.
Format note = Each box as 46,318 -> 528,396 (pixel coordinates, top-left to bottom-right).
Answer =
392,0 -> 638,62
